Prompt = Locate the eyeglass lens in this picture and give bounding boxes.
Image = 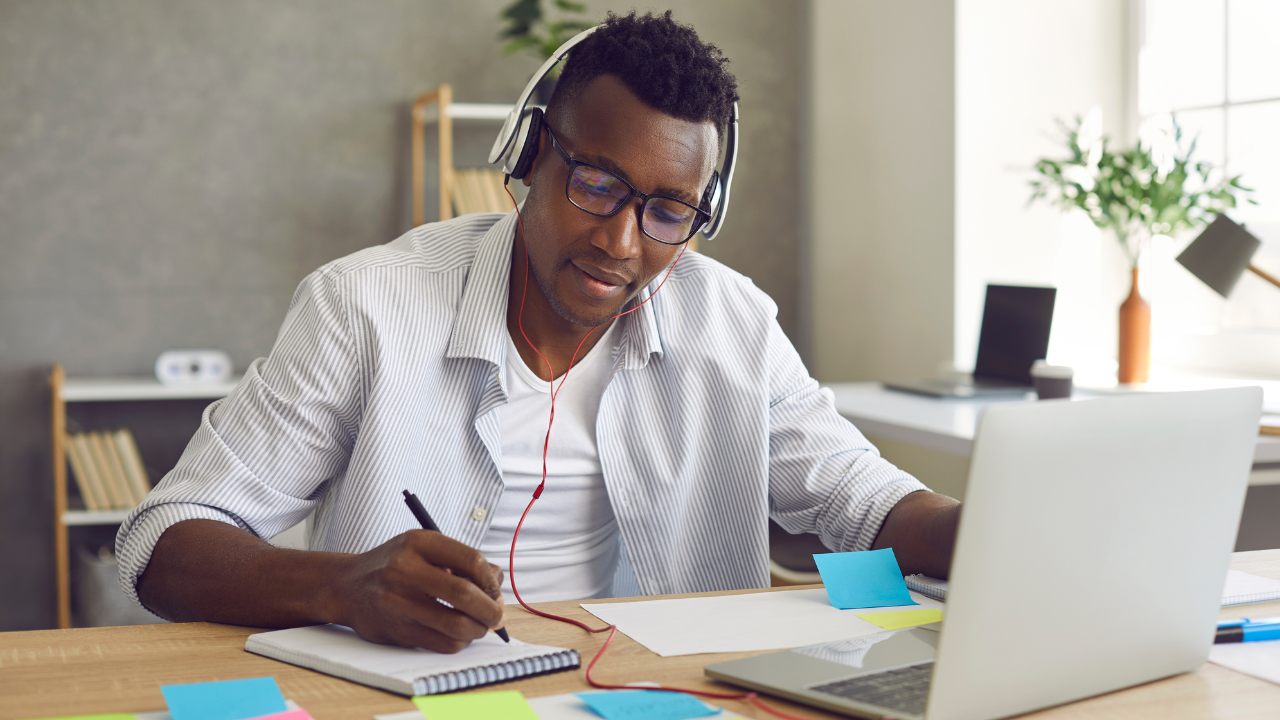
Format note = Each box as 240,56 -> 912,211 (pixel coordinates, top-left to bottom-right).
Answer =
566,165 -> 702,244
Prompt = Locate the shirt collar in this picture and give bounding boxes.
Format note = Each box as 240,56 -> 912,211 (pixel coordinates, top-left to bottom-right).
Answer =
445,209 -> 665,370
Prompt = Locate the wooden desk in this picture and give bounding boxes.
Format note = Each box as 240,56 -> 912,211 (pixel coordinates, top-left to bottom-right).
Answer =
4,550 -> 1279,720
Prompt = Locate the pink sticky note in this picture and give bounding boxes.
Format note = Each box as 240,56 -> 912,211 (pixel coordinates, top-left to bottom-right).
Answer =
246,710 -> 312,720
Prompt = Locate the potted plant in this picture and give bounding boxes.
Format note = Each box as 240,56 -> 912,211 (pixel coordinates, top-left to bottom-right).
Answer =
1029,111 -> 1253,383
499,0 -> 594,104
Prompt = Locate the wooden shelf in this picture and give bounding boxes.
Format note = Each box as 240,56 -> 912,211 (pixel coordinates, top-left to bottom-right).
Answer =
411,87 -> 532,227
414,102 -> 517,123
62,376 -> 241,402
62,509 -> 133,526
50,364 -> 237,629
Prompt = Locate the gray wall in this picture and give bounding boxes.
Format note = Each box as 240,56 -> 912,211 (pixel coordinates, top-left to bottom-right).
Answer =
0,0 -> 804,629
808,0 -> 955,383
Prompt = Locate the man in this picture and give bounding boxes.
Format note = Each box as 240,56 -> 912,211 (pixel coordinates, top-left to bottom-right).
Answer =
118,11 -> 960,654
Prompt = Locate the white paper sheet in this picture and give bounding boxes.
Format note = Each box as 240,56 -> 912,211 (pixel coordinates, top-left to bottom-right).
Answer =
1209,642 -> 1280,686
581,588 -> 943,657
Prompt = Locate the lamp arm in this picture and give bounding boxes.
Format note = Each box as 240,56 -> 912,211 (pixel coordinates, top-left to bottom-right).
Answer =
1249,264 -> 1280,291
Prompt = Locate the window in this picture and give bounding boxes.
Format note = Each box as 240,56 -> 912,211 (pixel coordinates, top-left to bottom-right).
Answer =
1139,0 -> 1280,376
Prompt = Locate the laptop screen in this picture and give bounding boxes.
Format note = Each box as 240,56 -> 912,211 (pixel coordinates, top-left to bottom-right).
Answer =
972,285 -> 1056,383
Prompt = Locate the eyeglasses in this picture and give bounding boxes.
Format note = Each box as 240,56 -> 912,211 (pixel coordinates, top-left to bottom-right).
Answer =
543,125 -> 710,245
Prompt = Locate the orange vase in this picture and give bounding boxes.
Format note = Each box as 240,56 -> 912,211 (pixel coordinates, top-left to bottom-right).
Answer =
1118,266 -> 1150,384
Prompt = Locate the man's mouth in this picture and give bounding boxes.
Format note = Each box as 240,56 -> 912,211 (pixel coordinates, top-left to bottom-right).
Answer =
570,260 -> 631,300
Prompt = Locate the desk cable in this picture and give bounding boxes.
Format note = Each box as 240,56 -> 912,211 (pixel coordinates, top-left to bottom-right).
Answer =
503,184 -> 810,720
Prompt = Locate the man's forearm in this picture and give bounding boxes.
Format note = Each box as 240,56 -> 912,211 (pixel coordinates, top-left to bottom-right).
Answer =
136,518 -> 506,652
871,491 -> 961,578
137,519 -> 348,626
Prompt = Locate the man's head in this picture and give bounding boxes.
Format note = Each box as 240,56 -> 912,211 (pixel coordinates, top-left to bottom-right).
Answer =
516,11 -> 739,328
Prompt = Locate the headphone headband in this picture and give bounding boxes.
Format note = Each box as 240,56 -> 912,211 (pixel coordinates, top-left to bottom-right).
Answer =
488,27 -> 598,167
489,26 -> 738,241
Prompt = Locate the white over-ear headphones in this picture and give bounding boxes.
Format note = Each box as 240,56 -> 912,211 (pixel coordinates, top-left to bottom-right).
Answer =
487,26 -> 739,241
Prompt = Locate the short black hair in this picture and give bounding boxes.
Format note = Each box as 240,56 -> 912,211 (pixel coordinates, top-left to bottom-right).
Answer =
547,10 -> 739,139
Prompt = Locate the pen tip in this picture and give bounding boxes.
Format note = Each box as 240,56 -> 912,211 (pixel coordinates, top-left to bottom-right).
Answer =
495,627 -> 511,643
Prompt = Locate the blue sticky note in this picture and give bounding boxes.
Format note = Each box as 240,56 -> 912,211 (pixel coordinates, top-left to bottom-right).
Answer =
161,677 -> 287,720
576,690 -> 718,720
813,548 -> 918,610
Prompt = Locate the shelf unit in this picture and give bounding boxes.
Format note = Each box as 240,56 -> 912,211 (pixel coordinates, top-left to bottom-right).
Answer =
410,85 -> 517,226
49,365 -> 238,628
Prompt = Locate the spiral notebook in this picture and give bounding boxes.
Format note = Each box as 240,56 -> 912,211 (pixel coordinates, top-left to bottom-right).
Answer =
245,624 -> 579,696
906,569 -> 1280,607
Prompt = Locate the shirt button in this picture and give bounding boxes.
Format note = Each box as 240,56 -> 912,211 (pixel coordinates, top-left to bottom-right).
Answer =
471,506 -> 487,521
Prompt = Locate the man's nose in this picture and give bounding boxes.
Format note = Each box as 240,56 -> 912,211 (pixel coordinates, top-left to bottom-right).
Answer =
593,198 -> 645,260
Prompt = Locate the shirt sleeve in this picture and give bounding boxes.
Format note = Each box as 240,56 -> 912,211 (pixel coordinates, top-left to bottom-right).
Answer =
115,268 -> 364,607
765,320 -> 929,553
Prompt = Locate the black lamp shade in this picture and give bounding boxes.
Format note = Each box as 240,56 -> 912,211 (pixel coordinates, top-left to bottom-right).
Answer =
1176,214 -> 1261,298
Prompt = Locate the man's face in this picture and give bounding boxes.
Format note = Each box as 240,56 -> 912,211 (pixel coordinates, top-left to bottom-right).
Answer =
519,74 -> 719,327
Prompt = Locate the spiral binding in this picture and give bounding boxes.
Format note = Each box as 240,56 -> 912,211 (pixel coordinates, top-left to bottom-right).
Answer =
416,649 -> 581,695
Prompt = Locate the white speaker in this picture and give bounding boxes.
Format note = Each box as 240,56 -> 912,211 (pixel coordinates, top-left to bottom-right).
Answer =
154,350 -> 234,386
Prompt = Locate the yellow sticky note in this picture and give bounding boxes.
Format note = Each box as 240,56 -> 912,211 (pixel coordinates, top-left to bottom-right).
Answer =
413,690 -> 538,720
856,608 -> 945,630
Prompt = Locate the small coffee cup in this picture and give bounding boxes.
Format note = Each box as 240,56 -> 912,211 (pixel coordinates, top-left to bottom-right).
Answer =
1030,361 -> 1073,400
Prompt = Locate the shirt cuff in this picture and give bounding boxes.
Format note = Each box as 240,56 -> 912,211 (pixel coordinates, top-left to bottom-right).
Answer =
115,502 -> 245,611
848,478 -> 930,553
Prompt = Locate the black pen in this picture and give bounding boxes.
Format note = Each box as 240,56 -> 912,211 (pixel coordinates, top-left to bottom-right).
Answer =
402,489 -> 510,643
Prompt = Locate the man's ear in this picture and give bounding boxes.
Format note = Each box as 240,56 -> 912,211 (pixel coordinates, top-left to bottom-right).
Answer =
521,128 -> 546,188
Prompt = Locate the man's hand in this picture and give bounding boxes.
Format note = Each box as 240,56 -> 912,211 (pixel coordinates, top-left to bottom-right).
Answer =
335,530 -> 505,653
137,519 -> 505,653
871,491 -> 961,578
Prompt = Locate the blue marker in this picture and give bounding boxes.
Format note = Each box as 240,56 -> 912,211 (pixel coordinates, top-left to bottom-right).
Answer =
1215,616 -> 1280,644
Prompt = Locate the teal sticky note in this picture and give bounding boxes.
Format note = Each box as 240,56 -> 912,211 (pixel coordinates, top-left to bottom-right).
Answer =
161,677 -> 287,720
576,690 -> 718,720
813,548 -> 918,610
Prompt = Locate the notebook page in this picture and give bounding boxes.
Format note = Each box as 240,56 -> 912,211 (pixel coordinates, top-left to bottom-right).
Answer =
245,625 -> 572,694
1222,570 -> 1280,606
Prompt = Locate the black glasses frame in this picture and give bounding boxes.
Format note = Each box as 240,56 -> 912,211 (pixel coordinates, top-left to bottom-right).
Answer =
543,125 -> 710,245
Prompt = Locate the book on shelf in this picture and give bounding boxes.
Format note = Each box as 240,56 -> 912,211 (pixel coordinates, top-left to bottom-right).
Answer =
64,428 -> 152,511
99,431 -> 137,505
452,168 -> 509,216
85,431 -> 130,508
113,428 -> 153,504
68,433 -> 113,510
64,436 -> 104,511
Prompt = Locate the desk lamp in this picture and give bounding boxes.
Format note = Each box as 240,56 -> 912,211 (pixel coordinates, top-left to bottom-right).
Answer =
1176,214 -> 1280,297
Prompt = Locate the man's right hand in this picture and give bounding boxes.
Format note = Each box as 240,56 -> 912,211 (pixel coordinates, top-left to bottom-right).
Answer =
137,519 -> 505,654
331,530 -> 506,653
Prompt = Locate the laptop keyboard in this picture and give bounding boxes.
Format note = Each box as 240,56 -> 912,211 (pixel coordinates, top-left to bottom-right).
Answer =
811,662 -> 933,716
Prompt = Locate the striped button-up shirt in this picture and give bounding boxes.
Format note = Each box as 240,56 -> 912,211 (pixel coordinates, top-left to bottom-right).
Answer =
116,210 -> 928,605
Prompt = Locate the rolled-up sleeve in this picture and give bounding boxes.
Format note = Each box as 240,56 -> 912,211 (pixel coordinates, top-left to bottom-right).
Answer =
764,321 -> 929,553
115,267 -> 364,606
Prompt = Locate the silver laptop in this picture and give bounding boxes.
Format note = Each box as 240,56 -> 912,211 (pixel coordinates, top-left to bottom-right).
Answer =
707,388 -> 1261,720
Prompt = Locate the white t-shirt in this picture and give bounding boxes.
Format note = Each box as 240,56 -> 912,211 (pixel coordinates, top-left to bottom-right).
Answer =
480,322 -> 623,603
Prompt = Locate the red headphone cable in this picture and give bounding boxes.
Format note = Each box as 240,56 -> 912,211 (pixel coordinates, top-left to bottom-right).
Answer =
501,186 -> 809,720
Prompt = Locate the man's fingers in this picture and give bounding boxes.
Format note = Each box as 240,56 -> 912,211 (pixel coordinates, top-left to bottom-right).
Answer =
387,537 -> 504,630
407,531 -> 505,601
388,592 -> 491,647
369,596 -> 483,653
488,562 -> 506,597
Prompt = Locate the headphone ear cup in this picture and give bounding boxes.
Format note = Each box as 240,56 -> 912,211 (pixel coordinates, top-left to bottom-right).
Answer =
701,171 -> 722,230
508,108 -> 545,181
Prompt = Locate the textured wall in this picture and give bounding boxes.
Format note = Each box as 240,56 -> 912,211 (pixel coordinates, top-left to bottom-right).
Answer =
808,0 -> 956,383
0,0 -> 803,629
